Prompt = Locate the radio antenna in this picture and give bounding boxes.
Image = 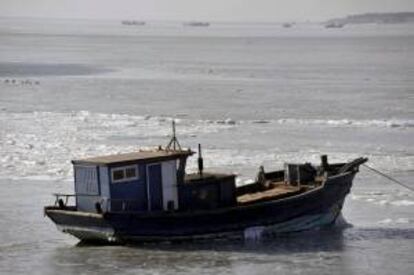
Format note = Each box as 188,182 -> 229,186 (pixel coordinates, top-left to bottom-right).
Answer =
166,120 -> 182,151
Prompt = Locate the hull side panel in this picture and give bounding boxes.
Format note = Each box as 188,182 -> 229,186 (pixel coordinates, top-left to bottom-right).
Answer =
46,172 -> 355,243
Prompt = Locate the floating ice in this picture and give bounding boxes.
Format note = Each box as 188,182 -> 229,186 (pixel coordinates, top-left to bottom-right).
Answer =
351,191 -> 414,208
378,218 -> 413,225
0,111 -> 237,180
273,118 -> 414,129
378,218 -> 393,224
390,200 -> 414,206
0,110 -> 413,181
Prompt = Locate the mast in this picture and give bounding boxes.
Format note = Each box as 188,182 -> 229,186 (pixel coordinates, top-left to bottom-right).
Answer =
198,143 -> 204,176
166,120 -> 182,151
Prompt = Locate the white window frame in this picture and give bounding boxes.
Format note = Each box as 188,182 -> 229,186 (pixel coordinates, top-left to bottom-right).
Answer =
111,165 -> 139,183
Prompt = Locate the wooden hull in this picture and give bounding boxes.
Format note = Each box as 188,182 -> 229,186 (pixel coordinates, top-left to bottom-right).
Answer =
45,171 -> 356,243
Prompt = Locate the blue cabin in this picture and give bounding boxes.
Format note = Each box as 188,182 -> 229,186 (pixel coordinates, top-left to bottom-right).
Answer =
71,149 -> 194,213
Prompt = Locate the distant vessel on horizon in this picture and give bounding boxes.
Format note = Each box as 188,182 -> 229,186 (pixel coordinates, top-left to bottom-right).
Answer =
184,21 -> 210,27
121,20 -> 146,26
282,22 -> 294,28
324,22 -> 345,28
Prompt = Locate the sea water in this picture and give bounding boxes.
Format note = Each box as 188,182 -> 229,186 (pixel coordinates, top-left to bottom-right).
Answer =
0,18 -> 413,274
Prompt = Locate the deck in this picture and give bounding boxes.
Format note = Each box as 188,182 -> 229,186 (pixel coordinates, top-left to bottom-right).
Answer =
237,182 -> 308,205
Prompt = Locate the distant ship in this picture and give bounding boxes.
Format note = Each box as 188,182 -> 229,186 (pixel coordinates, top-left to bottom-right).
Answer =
183,21 -> 210,27
282,22 -> 294,28
121,20 -> 146,26
324,22 -> 345,28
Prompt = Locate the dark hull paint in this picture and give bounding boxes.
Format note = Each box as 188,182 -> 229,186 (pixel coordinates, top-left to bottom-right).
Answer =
45,171 -> 355,243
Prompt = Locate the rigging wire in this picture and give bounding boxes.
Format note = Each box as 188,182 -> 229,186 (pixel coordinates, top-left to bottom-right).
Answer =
362,164 -> 414,192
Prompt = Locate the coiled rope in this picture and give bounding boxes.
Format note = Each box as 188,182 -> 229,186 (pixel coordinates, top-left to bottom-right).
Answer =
362,164 -> 414,192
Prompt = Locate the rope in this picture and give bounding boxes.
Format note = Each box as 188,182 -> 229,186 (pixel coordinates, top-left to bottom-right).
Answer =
362,164 -> 414,192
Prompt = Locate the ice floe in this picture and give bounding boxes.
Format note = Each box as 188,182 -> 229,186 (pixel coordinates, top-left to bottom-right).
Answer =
0,110 -> 413,182
351,191 -> 414,208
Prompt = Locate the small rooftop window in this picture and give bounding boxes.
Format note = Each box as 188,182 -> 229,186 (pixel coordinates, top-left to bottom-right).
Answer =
112,165 -> 139,183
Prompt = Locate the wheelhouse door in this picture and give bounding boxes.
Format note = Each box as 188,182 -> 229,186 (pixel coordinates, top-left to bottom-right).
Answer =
146,164 -> 163,211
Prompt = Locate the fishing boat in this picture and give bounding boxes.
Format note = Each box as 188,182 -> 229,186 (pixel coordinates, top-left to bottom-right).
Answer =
183,21 -> 210,27
282,22 -> 294,28
121,20 -> 146,26
324,21 -> 346,28
44,123 -> 367,243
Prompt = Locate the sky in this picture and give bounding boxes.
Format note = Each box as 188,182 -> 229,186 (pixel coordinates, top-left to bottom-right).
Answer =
1,0 -> 413,22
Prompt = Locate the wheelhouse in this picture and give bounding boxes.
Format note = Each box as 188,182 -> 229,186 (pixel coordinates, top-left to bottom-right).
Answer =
71,149 -> 194,213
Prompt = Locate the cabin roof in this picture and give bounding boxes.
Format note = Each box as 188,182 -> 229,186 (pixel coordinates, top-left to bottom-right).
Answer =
72,149 -> 194,166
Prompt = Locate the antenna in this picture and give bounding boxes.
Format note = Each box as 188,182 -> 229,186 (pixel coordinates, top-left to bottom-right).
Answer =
166,120 -> 182,151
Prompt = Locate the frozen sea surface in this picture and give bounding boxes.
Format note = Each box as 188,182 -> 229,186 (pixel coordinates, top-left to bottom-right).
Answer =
0,18 -> 413,274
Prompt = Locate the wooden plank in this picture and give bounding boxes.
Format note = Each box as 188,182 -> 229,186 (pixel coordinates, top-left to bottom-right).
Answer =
237,182 -> 302,204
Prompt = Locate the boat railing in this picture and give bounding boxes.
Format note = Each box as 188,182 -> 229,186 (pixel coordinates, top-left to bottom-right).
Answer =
52,193 -> 100,207
52,193 -> 147,213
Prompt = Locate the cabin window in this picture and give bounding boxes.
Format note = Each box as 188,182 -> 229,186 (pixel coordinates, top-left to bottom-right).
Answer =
74,165 -> 99,195
111,165 -> 139,183
125,167 -> 137,178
